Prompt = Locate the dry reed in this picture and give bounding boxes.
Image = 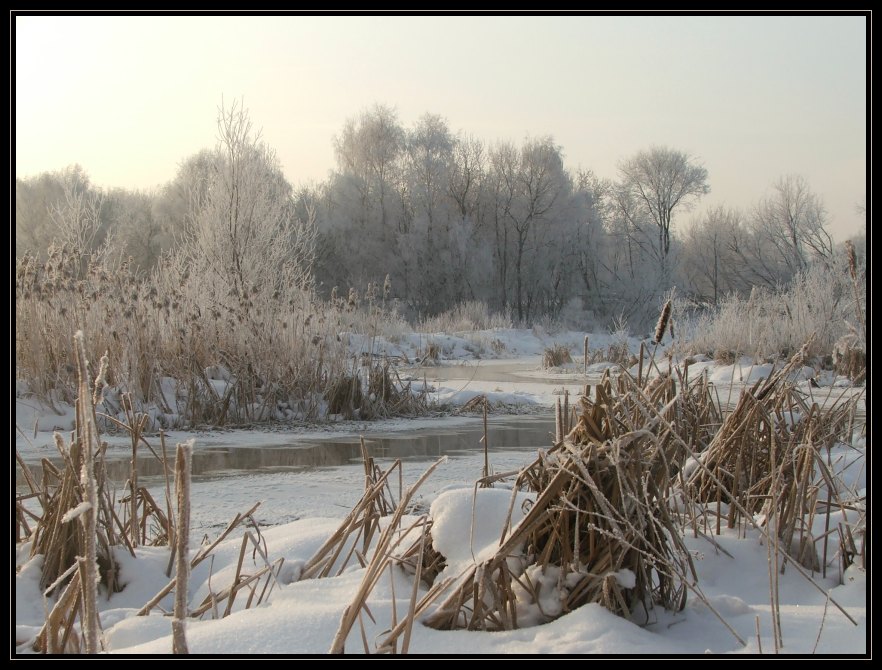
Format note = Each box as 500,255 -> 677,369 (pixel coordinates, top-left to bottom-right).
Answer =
685,344 -> 860,571
542,344 -> 572,368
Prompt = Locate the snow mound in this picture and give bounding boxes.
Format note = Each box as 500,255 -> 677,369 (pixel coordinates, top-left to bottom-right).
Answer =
430,487 -> 534,575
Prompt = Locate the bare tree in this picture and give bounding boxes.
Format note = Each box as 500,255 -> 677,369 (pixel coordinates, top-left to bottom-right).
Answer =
403,113 -> 455,308
488,137 -> 568,322
680,205 -> 747,303
618,146 -> 709,262
751,175 -> 832,275
334,104 -> 404,232
180,99 -> 316,302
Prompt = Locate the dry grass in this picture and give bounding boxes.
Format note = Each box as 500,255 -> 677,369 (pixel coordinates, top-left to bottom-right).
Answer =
300,443 -> 402,581
418,371 -> 722,632
680,256 -> 866,365
15,247 -> 426,429
685,345 -> 863,572
418,301 -> 511,333
342,357 -> 863,652
17,334 -> 277,653
325,372 -> 722,650
542,344 -> 572,368
422,437 -> 694,631
833,332 -> 865,380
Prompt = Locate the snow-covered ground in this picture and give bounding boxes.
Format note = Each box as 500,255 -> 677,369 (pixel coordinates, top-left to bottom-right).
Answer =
14,328 -> 867,655
15,326 -> 862,458
15,478 -> 867,655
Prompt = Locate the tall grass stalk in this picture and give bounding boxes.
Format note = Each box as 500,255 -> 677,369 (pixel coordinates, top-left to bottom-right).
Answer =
172,440 -> 193,654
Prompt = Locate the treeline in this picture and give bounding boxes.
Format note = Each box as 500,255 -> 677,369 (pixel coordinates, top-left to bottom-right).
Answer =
16,103 -> 864,331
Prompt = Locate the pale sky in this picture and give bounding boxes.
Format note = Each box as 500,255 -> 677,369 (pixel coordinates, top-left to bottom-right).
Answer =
14,14 -> 867,240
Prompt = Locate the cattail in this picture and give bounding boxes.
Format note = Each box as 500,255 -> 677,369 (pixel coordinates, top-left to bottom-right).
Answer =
654,300 -> 672,345
93,350 -> 109,405
172,440 -> 193,654
73,331 -> 100,654
845,240 -> 857,281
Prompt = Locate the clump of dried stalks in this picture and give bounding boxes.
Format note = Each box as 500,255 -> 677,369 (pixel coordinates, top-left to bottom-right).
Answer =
420,370 -> 719,633
18,332 -> 274,654
542,344 -> 572,368
685,343 -> 863,571
833,331 -> 865,380
299,448 -> 447,654
423,437 -> 694,631
20,332 -> 157,653
420,342 -> 441,365
325,361 -> 427,420
300,440 -> 402,580
326,370 -> 731,654
24,336 -> 133,600
15,247 -> 426,429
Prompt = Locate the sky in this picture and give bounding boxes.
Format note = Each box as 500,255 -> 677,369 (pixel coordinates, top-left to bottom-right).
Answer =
14,14 -> 868,241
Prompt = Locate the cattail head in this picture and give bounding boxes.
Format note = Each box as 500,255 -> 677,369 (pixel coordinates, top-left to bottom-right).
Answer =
845,240 -> 857,281
93,350 -> 109,404
654,300 -> 672,345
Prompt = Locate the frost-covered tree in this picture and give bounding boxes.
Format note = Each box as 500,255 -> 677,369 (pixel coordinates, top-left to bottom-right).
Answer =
334,104 -> 404,233
486,137 -> 570,322
571,170 -> 608,311
103,188 -> 172,272
401,113 -> 456,309
16,165 -> 102,260
680,205 -> 749,304
152,149 -> 217,241
447,134 -> 489,305
600,181 -> 669,328
326,105 -> 406,294
751,174 -> 833,276
178,100 -> 316,304
617,146 -> 709,262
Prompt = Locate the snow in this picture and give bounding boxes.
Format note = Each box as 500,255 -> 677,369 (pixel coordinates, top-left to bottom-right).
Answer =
349,327 -> 640,366
612,568 -> 637,589
59,517 -> 861,655
61,501 -> 92,524
430,487 -> 534,576
14,327 -> 866,655
16,395 -> 77,434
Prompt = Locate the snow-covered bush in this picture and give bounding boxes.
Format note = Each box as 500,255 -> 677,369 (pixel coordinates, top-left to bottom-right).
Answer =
679,252 -> 865,364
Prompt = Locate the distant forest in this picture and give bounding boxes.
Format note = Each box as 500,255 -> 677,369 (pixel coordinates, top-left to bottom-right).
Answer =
16,103 -> 864,331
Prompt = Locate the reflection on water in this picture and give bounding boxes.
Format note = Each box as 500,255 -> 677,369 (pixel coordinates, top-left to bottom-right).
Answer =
17,417 -> 556,487
17,384 -> 863,490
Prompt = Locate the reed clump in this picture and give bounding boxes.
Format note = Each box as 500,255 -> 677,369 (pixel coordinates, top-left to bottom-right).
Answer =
685,345 -> 862,569
542,344 -> 573,368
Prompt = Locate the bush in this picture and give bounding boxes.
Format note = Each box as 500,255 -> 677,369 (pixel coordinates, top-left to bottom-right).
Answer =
679,255 -> 865,365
